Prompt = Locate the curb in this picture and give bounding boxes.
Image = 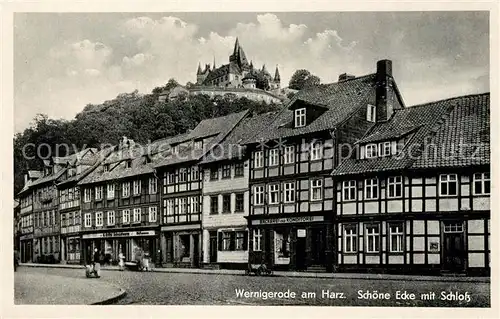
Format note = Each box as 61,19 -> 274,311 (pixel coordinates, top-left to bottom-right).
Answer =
91,288 -> 127,305
19,263 -> 490,283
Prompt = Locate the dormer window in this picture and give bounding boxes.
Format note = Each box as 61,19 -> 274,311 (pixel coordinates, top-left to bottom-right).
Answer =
103,164 -> 109,172
125,160 -> 132,169
367,104 -> 376,122
144,156 -> 152,164
172,145 -> 179,155
193,140 -> 203,150
294,108 -> 306,128
365,144 -> 377,158
378,142 -> 392,157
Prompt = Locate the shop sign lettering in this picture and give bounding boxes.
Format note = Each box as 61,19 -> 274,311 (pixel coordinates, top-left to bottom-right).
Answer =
82,230 -> 156,239
252,215 -> 324,225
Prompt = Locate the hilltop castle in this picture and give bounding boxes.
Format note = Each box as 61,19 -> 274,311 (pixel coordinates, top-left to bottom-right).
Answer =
196,38 -> 281,91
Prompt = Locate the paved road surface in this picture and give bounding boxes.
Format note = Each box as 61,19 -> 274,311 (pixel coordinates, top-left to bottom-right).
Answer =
15,267 -> 490,307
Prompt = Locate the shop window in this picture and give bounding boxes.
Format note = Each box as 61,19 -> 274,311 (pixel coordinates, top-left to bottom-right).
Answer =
235,193 -> 244,212
364,178 -> 378,200
387,176 -> 403,198
222,164 -> 231,179
148,207 -> 157,222
310,179 -> 323,201
234,162 -> 244,177
310,141 -> 323,161
210,196 -> 219,214
107,183 -> 115,199
283,182 -> 295,203
179,235 -> 190,259
253,229 -> 262,251
254,151 -> 263,168
122,209 -> 130,224
149,177 -> 157,194
473,172 -> 490,195
122,182 -> 130,198
268,184 -> 279,204
222,194 -> 231,213
365,224 -> 380,253
275,230 -> 290,258
95,212 -> 103,227
254,186 -> 264,205
268,148 -> 279,166
235,231 -> 247,250
343,225 -> 357,253
283,145 -> 294,164
439,174 -> 458,196
389,223 -> 404,253
210,167 -> 219,180
221,232 -> 232,251
133,208 -> 141,223
342,180 -> 356,201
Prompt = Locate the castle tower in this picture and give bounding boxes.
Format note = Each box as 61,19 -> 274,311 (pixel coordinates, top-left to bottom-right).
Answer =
196,62 -> 204,84
273,65 -> 281,89
229,37 -> 249,69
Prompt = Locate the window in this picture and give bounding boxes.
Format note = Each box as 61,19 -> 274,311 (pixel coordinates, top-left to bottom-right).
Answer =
268,184 -> 279,204
189,196 -> 199,214
254,151 -> 263,168
268,148 -> 279,166
310,141 -> 323,161
193,140 -> 203,150
389,224 -> 404,253
179,169 -> 187,183
133,208 -> 141,223
107,211 -> 115,226
253,229 -> 262,251
222,165 -> 231,179
125,160 -> 132,168
343,225 -> 357,253
236,231 -> 246,250
365,144 -> 377,158
387,176 -> 403,198
149,177 -> 157,194
365,224 -> 380,253
107,184 -> 115,199
234,162 -> 244,177
473,172 -> 490,195
364,178 -> 378,200
222,194 -> 231,213
439,174 -> 457,196
168,172 -> 176,184
294,108 -> 306,127
165,200 -> 174,217
148,207 -> 157,222
190,166 -> 199,181
210,167 -> 219,180
367,104 -> 376,122
103,164 -> 109,172
179,198 -> 187,215
254,186 -> 264,205
379,141 -> 392,157
95,212 -> 103,227
84,188 -> 91,203
133,180 -> 141,195
221,232 -> 232,251
283,182 -> 295,203
235,193 -> 244,212
122,182 -> 130,198
122,209 -> 130,224
444,221 -> 464,233
311,179 -> 323,201
343,180 -> 357,201
210,196 -> 219,214
283,146 -> 294,164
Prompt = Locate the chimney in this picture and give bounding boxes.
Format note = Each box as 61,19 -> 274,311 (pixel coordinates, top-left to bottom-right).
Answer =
24,174 -> 28,185
338,73 -> 355,82
375,59 -> 394,122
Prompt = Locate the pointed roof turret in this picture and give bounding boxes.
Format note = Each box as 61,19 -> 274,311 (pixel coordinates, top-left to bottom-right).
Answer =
197,62 -> 202,75
213,56 -> 216,70
274,65 -> 280,82
250,60 -> 254,69
233,37 -> 240,55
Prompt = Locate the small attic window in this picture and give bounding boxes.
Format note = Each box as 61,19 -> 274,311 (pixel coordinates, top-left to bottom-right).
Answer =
103,164 -> 109,172
125,160 -> 132,169
145,155 -> 152,164
294,108 -> 306,128
193,140 -> 203,150
367,104 -> 376,122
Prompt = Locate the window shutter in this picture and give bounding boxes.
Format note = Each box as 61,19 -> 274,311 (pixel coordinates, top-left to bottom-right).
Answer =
243,231 -> 248,250
218,232 -> 222,251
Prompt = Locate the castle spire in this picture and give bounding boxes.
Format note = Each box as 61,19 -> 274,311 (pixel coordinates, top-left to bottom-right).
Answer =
233,37 -> 240,55
213,56 -> 216,70
274,65 -> 280,82
197,62 -> 202,75
250,60 -> 254,69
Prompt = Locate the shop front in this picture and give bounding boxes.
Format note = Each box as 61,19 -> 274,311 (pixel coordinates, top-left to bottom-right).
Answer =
82,229 -> 159,266
247,214 -> 333,272
161,224 -> 202,268
20,234 -> 33,263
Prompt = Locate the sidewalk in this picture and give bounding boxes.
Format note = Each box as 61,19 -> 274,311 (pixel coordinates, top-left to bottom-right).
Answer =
20,263 -> 490,283
15,271 -> 126,305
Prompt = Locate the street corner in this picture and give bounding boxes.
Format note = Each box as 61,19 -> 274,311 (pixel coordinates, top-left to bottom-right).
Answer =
14,271 -> 126,305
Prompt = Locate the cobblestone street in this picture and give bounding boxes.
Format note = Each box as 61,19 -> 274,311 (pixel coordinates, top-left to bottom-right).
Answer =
15,267 -> 490,307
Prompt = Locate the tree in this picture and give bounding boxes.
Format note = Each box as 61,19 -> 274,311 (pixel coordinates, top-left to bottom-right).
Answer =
288,69 -> 321,90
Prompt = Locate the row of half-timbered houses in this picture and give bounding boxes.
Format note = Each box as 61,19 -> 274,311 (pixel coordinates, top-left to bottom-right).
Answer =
16,59 -> 490,275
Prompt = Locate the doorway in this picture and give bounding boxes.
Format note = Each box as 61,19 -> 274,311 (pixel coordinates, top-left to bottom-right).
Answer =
310,227 -> 326,265
295,236 -> 307,270
209,231 -> 217,263
442,221 -> 466,272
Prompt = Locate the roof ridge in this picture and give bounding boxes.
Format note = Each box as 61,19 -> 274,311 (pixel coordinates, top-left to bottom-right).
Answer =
406,92 -> 490,109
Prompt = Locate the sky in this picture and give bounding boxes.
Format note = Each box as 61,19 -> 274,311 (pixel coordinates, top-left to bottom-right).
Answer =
14,12 -> 489,132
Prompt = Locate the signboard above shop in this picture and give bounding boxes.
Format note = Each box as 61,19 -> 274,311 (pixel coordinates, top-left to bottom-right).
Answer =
82,230 -> 157,239
251,215 -> 324,226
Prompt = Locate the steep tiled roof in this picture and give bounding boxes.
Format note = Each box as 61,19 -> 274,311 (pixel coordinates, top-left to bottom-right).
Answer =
332,93 -> 490,176
155,110 -> 249,168
242,74 -> 376,143
58,147 -> 115,187
30,168 -> 66,187
203,63 -> 241,84
200,111 -> 279,164
53,148 -> 97,165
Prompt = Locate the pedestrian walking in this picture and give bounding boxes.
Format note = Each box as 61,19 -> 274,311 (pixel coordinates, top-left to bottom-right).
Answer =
93,248 -> 101,278
118,247 -> 125,271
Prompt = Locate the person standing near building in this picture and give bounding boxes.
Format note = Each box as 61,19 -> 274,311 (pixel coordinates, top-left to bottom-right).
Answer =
93,248 -> 101,278
118,245 -> 125,271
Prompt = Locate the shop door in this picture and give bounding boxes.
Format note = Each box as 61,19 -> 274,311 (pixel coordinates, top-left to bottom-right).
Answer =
209,232 -> 217,263
310,228 -> 326,265
443,221 -> 466,272
295,237 -> 307,270
193,234 -> 200,267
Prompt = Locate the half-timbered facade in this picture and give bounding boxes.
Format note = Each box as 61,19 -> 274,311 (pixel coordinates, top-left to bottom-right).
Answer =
332,93 -> 490,275
17,170 -> 41,263
242,59 -> 405,271
156,110 -> 248,268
